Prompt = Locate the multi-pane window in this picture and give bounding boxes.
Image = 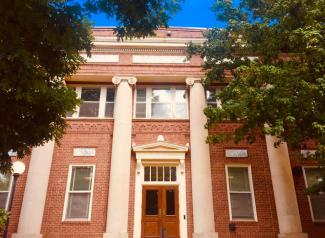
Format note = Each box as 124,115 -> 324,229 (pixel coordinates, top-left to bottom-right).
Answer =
64,165 -> 95,220
144,166 -> 177,182
79,88 -> 101,117
135,87 -> 188,119
66,87 -> 76,117
226,166 -> 256,221
0,173 -> 11,209
206,88 -> 222,107
303,167 -> 325,221
66,86 -> 115,118
105,88 -> 115,117
135,88 -> 147,118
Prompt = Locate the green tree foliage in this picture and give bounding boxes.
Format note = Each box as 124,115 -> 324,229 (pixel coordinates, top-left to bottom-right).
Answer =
84,0 -> 182,39
188,0 -> 325,192
0,209 -> 9,232
0,0 -> 181,172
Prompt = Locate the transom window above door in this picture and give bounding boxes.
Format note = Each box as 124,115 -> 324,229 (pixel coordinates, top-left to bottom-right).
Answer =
135,87 -> 188,119
144,166 -> 177,182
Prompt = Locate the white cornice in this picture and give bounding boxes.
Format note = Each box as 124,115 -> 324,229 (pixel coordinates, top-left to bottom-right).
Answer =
93,36 -> 205,46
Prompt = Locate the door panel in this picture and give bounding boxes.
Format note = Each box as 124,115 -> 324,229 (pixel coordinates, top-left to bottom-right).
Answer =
142,186 -> 179,238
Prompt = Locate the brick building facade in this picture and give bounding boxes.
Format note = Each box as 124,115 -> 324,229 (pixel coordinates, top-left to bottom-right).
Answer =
3,28 -> 325,238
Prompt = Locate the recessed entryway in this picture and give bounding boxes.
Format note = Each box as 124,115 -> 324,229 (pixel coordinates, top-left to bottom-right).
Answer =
142,186 -> 179,238
132,136 -> 188,238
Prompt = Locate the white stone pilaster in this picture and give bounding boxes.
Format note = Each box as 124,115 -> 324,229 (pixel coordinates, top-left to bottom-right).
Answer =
186,78 -> 218,238
103,76 -> 136,238
12,141 -> 55,238
265,135 -> 308,238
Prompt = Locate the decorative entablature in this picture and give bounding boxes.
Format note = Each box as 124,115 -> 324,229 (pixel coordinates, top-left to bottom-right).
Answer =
132,135 -> 189,174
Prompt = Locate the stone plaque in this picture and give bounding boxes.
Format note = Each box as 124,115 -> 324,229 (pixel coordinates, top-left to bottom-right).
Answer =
300,149 -> 316,158
73,148 -> 96,157
225,149 -> 248,158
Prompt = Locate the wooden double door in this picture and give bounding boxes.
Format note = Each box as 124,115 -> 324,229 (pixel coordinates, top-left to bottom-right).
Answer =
141,186 -> 179,238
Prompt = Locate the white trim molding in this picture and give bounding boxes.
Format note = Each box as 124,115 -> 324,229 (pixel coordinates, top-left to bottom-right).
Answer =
62,164 -> 96,222
133,55 -> 189,64
80,54 -> 119,63
302,166 -> 325,222
225,164 -> 258,222
132,136 -> 189,238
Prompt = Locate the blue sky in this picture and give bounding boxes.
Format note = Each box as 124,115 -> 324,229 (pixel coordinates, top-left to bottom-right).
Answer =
89,0 -> 224,28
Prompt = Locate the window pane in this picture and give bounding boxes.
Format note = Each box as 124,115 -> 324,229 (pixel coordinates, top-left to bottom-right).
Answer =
70,167 -> 93,191
164,167 -> 170,181
175,89 -> 187,103
66,110 -> 75,117
0,193 -> 8,209
0,173 -> 11,191
79,103 -> 99,117
144,167 -> 150,181
206,89 -> 216,102
151,167 -> 157,181
66,193 -> 90,219
106,88 -> 115,102
305,168 -> 325,220
151,103 -> 172,118
158,167 -> 163,181
81,88 -> 100,101
105,103 -> 114,118
146,190 -> 158,215
136,89 -> 146,102
310,194 -> 325,220
171,167 -> 177,181
230,193 -> 254,219
136,103 -> 146,118
228,167 -> 250,192
152,89 -> 171,103
175,103 -> 187,118
305,168 -> 325,186
166,189 -> 175,215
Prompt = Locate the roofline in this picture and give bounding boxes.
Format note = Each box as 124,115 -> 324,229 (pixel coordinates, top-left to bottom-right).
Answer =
92,26 -> 210,30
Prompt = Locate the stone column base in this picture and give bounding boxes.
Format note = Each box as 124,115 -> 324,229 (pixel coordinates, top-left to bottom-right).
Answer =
103,232 -> 128,238
193,232 -> 218,238
278,233 -> 308,238
12,234 -> 43,238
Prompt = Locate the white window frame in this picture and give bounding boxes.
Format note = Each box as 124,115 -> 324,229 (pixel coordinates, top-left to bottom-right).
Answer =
134,86 -> 189,119
302,166 -> 325,222
206,87 -> 223,107
67,85 -> 115,119
142,162 -> 180,186
0,173 -> 13,210
62,164 -> 96,221
225,164 -> 258,222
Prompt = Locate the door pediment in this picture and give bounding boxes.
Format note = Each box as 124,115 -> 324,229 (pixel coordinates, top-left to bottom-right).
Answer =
132,135 -> 189,161
133,142 -> 188,153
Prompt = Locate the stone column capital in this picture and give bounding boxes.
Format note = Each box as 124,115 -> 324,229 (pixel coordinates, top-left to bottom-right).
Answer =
185,77 -> 202,86
112,76 -> 137,85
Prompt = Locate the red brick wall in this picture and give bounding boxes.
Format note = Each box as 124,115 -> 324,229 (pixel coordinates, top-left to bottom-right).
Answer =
128,120 -> 193,237
209,123 -> 279,238
40,120 -> 113,238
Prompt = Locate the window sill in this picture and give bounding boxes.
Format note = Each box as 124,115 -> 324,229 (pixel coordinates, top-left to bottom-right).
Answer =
230,219 -> 258,223
66,118 -> 114,121
62,219 -> 91,223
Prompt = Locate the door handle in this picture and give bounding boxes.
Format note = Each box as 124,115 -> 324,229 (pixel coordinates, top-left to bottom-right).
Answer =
159,209 -> 162,217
